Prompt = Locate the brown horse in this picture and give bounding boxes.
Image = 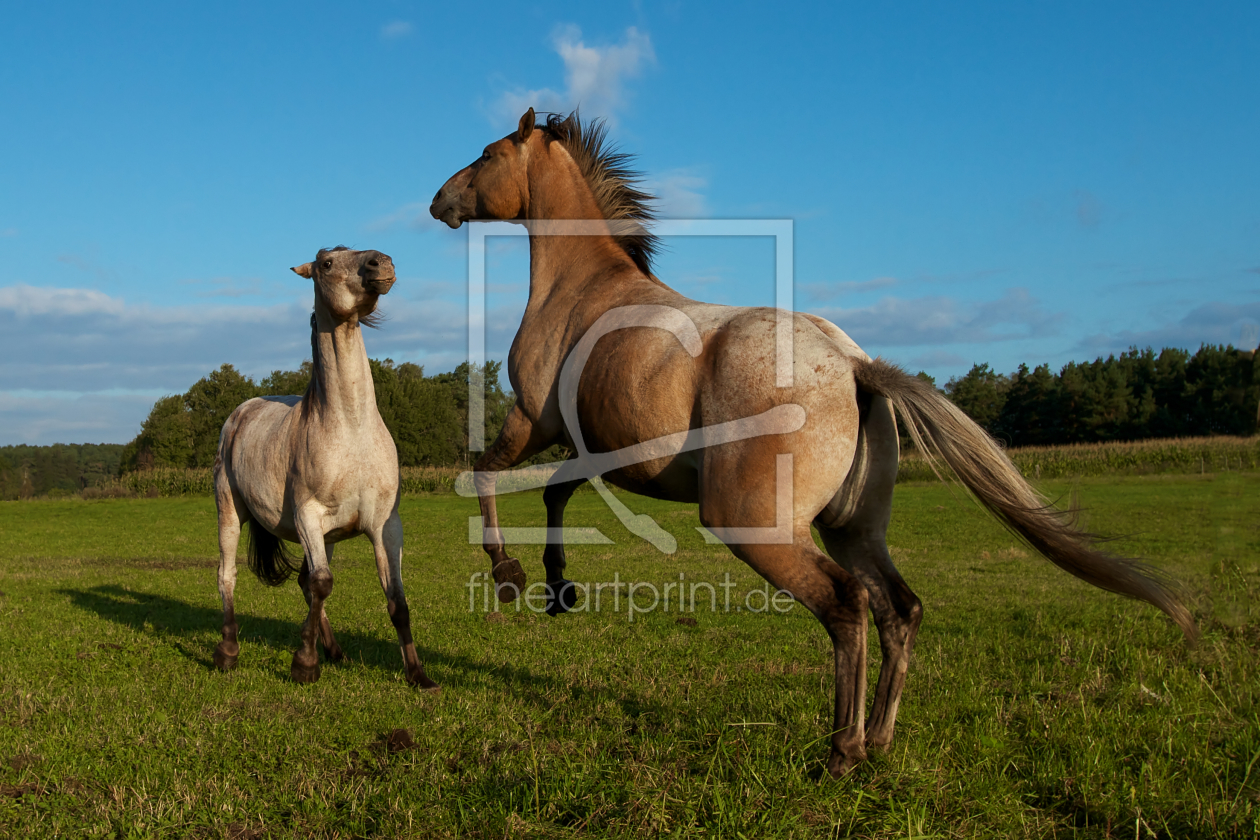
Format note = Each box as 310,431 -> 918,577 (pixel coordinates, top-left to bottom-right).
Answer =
213,247 -> 437,690
430,110 -> 1195,777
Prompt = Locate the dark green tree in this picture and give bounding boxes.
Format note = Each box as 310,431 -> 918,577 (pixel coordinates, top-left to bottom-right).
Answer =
184,364 -> 260,467
944,363 -> 1009,436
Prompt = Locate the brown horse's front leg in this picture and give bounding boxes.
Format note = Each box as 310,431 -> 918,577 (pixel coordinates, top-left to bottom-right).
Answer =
475,404 -> 552,603
542,476 -> 585,615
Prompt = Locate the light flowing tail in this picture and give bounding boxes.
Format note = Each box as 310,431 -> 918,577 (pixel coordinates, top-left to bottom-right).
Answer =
853,357 -> 1197,640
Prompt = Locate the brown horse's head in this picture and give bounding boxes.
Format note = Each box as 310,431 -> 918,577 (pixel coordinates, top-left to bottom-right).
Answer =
291,247 -> 395,326
430,108 -> 541,228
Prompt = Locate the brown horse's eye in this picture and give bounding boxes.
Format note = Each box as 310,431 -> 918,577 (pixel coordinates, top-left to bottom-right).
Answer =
321,259 -> 333,269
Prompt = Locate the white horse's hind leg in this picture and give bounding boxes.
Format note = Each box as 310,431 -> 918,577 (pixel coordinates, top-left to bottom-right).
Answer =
213,468 -> 244,671
298,542 -> 345,663
291,506 -> 332,683
372,510 -> 438,690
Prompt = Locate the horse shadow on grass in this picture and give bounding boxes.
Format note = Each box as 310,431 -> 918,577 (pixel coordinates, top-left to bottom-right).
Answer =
59,584 -> 662,718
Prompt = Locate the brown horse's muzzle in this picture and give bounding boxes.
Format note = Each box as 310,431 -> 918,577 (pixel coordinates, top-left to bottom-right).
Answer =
430,168 -> 474,229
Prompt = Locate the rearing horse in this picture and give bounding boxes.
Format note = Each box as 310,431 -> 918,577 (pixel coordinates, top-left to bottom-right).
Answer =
430,110 -> 1195,777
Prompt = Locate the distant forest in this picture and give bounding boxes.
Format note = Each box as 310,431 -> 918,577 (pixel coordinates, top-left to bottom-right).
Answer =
1,343 -> 1256,499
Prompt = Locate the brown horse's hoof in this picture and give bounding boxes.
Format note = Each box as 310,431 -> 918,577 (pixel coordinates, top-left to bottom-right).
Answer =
291,652 -> 321,684
407,667 -> 441,692
213,642 -> 239,671
545,578 -> 577,616
492,558 -> 527,603
324,644 -> 346,663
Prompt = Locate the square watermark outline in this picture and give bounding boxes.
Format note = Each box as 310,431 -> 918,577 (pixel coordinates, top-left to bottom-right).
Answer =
463,219 -> 796,551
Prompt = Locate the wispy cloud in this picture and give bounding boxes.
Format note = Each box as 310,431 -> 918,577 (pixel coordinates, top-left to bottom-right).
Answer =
1074,189 -> 1102,228
494,26 -> 655,125
56,252 -> 117,282
647,169 -> 707,218
380,21 -> 413,41
0,228 -> 16,238
1076,300 -> 1260,354
365,202 -> 443,233
803,276 -> 897,301
811,287 -> 1065,348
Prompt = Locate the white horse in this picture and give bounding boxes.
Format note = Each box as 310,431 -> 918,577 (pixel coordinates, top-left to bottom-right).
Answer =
212,246 -> 436,689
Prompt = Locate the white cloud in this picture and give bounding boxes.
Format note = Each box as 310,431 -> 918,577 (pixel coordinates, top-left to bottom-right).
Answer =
0,284 -> 126,317
380,21 -> 413,40
494,26 -> 655,125
0,281 -> 520,442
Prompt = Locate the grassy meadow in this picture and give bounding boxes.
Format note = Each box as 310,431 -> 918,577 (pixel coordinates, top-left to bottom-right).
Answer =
0,474 -> 1257,838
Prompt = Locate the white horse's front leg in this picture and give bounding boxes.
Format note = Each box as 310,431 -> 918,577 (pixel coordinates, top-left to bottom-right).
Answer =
371,510 -> 438,689
291,506 -> 331,683
213,467 -> 244,671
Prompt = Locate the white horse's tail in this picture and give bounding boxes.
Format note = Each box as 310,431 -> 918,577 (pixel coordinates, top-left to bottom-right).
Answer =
852,357 -> 1197,640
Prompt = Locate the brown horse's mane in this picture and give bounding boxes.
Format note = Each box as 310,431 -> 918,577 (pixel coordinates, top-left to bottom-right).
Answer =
543,112 -> 659,274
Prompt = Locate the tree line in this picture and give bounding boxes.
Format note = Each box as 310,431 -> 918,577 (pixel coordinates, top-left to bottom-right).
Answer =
115,358 -> 515,473
941,344 -> 1259,447
2,343 -> 1256,499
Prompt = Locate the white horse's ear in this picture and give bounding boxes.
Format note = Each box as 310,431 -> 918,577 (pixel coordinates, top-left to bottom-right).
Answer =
292,263 -> 314,278
518,107 -> 535,141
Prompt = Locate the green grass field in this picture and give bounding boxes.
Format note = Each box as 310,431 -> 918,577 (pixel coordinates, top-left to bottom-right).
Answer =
0,475 -> 1257,838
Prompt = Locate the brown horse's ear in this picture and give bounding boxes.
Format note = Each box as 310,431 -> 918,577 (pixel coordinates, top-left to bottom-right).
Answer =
518,107 -> 535,141
291,263 -> 314,278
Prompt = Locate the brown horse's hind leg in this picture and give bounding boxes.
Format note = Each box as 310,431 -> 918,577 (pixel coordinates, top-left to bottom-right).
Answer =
817,525 -> 923,752
298,544 -> 345,664
724,536 -> 870,778
474,404 -> 554,603
542,476 -> 585,615
371,511 -> 439,690
213,474 -> 244,671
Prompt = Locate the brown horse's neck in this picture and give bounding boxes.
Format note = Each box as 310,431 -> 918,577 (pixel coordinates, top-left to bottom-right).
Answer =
306,299 -> 377,429
524,146 -> 639,302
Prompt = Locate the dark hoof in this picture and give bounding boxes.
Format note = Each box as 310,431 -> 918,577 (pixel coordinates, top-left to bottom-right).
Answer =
213,645 -> 238,671
325,644 -> 346,663
545,578 -> 577,616
407,667 -> 441,692
492,558 -> 527,603
291,652 -> 321,684
826,749 -> 867,779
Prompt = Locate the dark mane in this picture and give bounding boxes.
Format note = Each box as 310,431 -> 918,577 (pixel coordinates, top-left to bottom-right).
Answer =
543,111 -> 659,274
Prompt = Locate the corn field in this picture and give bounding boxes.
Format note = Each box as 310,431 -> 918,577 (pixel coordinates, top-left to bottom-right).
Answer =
73,435 -> 1260,498
899,435 -> 1260,482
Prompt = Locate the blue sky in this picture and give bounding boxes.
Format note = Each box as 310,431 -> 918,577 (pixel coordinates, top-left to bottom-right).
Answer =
2,1 -> 1258,445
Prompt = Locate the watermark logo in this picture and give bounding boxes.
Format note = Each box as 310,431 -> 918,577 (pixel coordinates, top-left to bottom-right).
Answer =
466,571 -> 797,621
462,219 -> 797,553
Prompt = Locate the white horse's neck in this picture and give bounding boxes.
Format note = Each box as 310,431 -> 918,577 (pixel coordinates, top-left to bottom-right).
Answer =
307,298 -> 377,429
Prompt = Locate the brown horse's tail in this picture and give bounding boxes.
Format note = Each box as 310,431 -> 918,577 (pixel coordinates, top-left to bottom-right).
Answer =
851,356 -> 1197,640
246,521 -> 301,586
